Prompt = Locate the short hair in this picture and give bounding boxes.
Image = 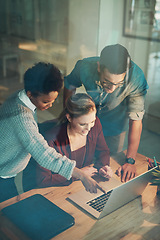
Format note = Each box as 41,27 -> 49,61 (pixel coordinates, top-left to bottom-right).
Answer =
24,62 -> 63,97
99,44 -> 131,74
58,93 -> 96,124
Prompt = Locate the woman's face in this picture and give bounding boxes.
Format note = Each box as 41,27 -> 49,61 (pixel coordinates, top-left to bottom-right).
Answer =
27,91 -> 59,111
67,109 -> 96,136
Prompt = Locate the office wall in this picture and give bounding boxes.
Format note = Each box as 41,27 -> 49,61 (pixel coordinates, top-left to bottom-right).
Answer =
97,0 -> 151,75
66,0 -> 100,74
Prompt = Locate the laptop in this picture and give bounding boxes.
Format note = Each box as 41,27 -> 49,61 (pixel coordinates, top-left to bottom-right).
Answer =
68,167 -> 157,219
1,194 -> 75,240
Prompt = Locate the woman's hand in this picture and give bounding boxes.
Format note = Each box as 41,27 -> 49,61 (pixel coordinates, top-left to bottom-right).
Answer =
72,167 -> 105,193
80,166 -> 98,178
99,165 -> 113,179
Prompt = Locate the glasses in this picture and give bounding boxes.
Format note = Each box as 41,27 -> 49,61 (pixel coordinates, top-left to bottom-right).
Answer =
102,79 -> 125,88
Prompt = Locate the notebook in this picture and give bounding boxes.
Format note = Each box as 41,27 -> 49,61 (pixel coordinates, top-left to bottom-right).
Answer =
1,194 -> 75,240
68,167 -> 157,219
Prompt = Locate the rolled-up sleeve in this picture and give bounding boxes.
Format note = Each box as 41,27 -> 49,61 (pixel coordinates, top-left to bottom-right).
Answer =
127,69 -> 148,120
128,111 -> 145,120
128,95 -> 145,120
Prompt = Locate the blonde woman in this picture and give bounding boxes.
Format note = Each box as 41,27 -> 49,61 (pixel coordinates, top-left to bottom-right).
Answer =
35,93 -> 113,187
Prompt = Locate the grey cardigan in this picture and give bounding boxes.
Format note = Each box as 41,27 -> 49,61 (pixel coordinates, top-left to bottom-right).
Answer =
0,90 -> 75,179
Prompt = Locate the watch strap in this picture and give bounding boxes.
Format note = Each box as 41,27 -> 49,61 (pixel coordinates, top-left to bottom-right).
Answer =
126,157 -> 135,164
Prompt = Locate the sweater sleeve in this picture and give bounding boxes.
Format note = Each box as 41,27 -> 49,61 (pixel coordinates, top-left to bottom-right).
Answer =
13,107 -> 76,180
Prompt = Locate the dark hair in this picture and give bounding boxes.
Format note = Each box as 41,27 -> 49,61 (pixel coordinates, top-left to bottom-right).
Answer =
58,93 -> 96,124
99,44 -> 131,74
24,62 -> 63,97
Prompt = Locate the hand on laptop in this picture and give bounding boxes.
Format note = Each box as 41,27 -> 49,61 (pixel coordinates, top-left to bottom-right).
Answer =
80,166 -> 98,177
80,165 -> 113,180
80,174 -> 106,193
72,167 -> 106,193
116,163 -> 136,182
99,165 -> 113,179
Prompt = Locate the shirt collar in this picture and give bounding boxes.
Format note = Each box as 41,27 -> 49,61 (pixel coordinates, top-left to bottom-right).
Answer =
18,90 -> 36,112
95,80 -> 103,89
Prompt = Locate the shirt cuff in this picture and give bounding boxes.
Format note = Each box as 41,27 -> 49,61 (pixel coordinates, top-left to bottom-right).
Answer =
58,159 -> 76,180
128,110 -> 145,120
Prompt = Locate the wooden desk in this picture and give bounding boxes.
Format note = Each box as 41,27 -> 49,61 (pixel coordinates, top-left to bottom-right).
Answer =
0,152 -> 160,240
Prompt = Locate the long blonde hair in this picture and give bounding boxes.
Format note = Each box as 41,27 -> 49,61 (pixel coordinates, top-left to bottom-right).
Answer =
59,93 -> 96,124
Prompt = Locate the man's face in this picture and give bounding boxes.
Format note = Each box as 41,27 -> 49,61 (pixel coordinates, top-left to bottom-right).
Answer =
98,65 -> 126,93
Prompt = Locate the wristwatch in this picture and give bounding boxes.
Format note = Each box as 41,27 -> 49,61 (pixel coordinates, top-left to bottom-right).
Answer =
126,157 -> 135,164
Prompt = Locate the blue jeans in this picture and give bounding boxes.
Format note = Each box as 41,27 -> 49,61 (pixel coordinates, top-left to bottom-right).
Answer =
104,131 -> 126,156
0,177 -> 18,203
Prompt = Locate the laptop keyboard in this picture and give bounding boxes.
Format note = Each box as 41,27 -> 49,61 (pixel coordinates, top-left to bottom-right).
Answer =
86,190 -> 113,212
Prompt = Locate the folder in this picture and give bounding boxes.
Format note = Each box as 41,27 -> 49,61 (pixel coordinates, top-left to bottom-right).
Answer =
1,194 -> 75,240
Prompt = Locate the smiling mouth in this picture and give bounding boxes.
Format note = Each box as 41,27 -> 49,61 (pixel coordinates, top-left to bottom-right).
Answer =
104,87 -> 113,92
82,131 -> 88,134
42,107 -> 48,111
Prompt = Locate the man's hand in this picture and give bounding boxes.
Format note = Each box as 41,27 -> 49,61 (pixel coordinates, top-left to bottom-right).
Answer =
99,165 -> 113,179
116,163 -> 136,182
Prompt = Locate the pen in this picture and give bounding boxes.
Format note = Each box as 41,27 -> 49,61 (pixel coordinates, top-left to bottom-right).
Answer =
148,158 -> 154,168
153,156 -> 158,167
